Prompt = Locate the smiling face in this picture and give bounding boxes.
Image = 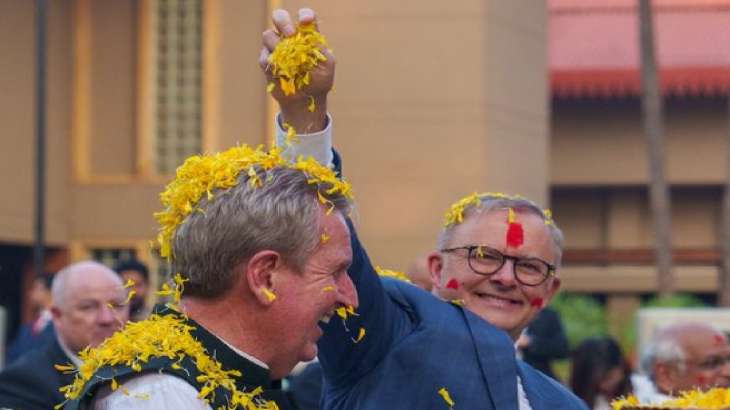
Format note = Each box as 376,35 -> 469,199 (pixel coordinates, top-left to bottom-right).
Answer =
268,209 -> 356,376
430,208 -> 561,340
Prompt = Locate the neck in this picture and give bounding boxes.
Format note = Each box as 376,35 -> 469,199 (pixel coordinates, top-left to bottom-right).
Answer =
182,295 -> 270,365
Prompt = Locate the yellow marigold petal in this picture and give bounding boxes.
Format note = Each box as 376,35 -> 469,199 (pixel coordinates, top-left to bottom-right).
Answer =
110,378 -> 118,391
438,387 -> 455,408
375,266 -> 411,283
320,232 -> 330,244
307,96 -> 315,113
266,82 -> 275,93
54,363 -> 76,373
123,290 -> 136,306
263,288 -> 277,302
321,286 -> 335,293
123,279 -> 135,288
351,327 -> 365,343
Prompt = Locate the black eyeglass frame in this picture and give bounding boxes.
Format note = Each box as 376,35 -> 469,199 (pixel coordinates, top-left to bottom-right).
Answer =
440,245 -> 557,287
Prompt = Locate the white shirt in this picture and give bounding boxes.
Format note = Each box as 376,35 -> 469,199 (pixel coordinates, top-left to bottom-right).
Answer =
280,114 -> 534,410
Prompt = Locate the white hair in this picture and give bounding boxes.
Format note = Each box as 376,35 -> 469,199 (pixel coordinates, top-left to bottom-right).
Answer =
640,334 -> 687,380
51,260 -> 118,308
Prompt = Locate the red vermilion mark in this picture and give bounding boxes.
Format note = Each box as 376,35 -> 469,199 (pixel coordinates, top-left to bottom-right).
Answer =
530,298 -> 544,308
697,374 -> 707,385
446,279 -> 459,290
506,208 -> 524,248
714,334 -> 725,345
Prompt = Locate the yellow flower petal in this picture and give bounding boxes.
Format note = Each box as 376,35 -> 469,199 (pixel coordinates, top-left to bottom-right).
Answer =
263,288 -> 277,302
438,387 -> 455,408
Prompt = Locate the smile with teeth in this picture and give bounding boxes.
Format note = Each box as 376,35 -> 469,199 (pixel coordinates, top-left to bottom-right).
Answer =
474,292 -> 522,307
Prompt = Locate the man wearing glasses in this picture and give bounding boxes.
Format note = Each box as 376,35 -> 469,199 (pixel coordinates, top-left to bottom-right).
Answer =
262,8 -> 585,409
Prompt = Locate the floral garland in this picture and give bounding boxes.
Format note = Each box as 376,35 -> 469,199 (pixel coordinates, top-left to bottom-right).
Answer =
612,388 -> 730,409
442,192 -> 554,228
267,22 -> 329,98
55,275 -> 278,410
154,145 -> 353,260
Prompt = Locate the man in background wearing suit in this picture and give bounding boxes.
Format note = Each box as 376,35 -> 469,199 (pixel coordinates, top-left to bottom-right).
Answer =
262,8 -> 586,409
0,261 -> 129,410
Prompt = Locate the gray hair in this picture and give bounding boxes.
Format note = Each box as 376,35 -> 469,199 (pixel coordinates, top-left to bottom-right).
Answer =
437,194 -> 564,267
51,260 -> 118,308
640,337 -> 687,380
171,166 -> 351,299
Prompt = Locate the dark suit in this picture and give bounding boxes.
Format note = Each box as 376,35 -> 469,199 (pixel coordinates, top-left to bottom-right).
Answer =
0,336 -> 74,410
317,219 -> 586,409
5,321 -> 55,366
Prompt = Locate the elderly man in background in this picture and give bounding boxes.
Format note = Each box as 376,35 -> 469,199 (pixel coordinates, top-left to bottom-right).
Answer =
635,322 -> 730,404
263,9 -> 585,409
0,261 -> 129,410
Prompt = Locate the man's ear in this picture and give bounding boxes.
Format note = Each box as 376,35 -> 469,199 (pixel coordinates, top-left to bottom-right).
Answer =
244,250 -> 283,306
544,275 -> 561,303
427,251 -> 444,290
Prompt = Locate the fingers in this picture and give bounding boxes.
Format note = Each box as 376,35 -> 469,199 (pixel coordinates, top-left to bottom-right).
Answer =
298,8 -> 316,25
262,29 -> 280,52
272,9 -> 295,36
258,47 -> 270,72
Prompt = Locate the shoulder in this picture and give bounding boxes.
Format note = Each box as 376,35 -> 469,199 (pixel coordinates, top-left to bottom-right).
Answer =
94,374 -> 210,410
519,362 -> 588,410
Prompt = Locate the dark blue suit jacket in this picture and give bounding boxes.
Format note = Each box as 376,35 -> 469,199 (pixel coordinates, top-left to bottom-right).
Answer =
318,219 -> 587,409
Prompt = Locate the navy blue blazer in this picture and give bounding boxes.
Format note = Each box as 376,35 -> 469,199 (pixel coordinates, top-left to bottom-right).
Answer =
318,220 -> 587,409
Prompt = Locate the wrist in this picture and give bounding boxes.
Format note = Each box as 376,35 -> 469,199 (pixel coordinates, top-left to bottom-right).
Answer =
279,95 -> 328,133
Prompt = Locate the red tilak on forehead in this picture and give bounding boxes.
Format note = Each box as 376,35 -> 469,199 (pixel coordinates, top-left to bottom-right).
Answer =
506,208 -> 524,248
446,279 -> 459,290
697,374 -> 707,385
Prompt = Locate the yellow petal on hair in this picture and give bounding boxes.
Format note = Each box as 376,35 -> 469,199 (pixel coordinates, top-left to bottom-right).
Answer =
54,363 -> 76,373
123,290 -> 136,306
247,166 -> 262,188
507,207 -> 516,224
320,232 -> 330,244
110,378 -> 118,391
266,82 -> 275,93
263,288 -> 277,302
321,286 -> 335,293
307,96 -> 315,113
352,327 -> 365,343
438,387 -> 455,408
123,279 -> 135,288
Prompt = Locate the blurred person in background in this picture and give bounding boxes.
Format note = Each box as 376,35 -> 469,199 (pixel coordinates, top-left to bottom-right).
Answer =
0,260 -> 129,410
4,271 -> 55,365
517,306 -> 570,380
570,336 -> 633,410
114,258 -> 151,321
636,322 -> 730,404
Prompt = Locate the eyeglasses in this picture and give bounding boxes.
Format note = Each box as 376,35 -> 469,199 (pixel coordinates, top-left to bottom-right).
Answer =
440,245 -> 556,287
693,354 -> 730,370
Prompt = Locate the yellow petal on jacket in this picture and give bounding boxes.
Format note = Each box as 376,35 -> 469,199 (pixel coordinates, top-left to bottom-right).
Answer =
438,387 -> 455,408
54,363 -> 76,373
351,327 -> 366,343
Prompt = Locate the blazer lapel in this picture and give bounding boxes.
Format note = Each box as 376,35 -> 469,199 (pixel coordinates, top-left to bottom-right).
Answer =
517,362 -> 562,410
461,307 -> 519,410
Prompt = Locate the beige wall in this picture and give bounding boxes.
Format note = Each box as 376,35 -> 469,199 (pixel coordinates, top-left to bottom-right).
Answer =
551,98 -> 727,185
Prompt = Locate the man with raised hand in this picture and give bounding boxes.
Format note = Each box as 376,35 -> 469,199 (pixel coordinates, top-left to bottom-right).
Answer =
262,8 -> 586,409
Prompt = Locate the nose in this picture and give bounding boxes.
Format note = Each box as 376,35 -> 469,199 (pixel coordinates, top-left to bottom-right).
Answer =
336,272 -> 359,309
489,259 -> 517,287
97,304 -> 117,325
